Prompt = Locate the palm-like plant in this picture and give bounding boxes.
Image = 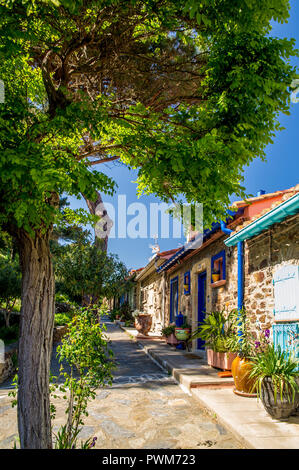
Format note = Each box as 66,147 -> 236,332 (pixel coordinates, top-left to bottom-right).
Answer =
190,310 -> 238,352
249,345 -> 299,404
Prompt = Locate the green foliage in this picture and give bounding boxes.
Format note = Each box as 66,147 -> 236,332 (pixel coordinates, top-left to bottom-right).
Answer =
119,301 -> 133,322
191,309 -> 238,352
54,312 -> 73,326
161,324 -> 176,337
249,345 -> 299,403
55,241 -> 128,303
109,308 -> 120,321
52,305 -> 115,448
0,258 -> 21,328
0,0 -> 296,236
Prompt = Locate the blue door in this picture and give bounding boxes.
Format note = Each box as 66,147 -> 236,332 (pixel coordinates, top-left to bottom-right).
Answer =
170,277 -> 179,323
197,271 -> 207,350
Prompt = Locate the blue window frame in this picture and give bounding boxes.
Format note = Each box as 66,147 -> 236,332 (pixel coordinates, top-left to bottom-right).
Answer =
184,271 -> 191,295
211,250 -> 226,283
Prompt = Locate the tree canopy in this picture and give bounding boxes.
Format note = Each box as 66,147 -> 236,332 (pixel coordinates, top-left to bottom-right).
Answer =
0,0 -> 296,231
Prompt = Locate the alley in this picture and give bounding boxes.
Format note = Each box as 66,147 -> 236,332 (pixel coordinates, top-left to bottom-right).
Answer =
0,322 -> 243,449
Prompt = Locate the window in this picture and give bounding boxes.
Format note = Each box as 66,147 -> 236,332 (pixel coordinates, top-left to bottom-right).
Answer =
211,250 -> 226,285
183,271 -> 191,295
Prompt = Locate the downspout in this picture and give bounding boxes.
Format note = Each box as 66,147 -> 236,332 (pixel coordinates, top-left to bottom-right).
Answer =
220,221 -> 243,340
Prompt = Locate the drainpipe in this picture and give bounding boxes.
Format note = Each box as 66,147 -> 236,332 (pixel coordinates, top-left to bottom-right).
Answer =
220,221 -> 243,340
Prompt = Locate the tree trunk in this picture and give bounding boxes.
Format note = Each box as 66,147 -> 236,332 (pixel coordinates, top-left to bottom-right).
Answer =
17,229 -> 55,449
83,191 -> 110,253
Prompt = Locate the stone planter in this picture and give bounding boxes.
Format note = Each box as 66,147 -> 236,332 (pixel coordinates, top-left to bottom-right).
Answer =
134,314 -> 152,336
260,377 -> 299,420
207,349 -> 237,371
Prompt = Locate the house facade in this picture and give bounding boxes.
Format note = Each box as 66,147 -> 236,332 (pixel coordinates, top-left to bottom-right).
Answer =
132,186 -> 299,356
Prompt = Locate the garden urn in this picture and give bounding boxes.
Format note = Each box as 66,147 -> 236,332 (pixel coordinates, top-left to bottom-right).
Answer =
134,314 -> 152,336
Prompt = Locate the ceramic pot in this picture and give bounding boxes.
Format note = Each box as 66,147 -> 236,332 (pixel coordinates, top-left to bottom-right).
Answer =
134,314 -> 152,336
260,377 -> 299,419
231,356 -> 257,397
175,327 -> 190,341
207,349 -> 237,371
166,333 -> 179,345
212,273 -> 220,282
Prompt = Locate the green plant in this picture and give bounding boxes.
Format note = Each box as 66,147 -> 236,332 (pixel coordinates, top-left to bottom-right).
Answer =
54,313 -> 73,327
109,308 -> 120,321
191,309 -> 238,352
226,310 -> 271,358
119,302 -> 133,322
161,324 -> 176,337
52,305 -> 115,449
249,345 -> 299,403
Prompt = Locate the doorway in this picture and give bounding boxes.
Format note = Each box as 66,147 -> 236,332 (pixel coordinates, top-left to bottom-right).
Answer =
197,271 -> 207,350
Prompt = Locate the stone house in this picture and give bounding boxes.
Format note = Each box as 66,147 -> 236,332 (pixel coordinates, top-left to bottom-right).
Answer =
133,185 -> 299,355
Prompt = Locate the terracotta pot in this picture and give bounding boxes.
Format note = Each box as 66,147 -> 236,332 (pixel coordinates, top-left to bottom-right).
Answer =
207,349 -> 237,371
212,273 -> 220,282
175,327 -> 190,341
166,333 -> 179,345
231,356 -> 257,396
260,377 -> 299,419
134,314 -> 152,336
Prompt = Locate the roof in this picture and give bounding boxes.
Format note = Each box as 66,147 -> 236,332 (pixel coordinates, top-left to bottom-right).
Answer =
225,191 -> 299,246
231,186 -> 299,208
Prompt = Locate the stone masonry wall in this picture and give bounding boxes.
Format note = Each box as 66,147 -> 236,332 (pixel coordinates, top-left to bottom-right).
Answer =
244,214 -> 299,338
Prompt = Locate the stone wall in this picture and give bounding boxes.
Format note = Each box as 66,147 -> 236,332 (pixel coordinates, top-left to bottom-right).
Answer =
0,343 -> 18,384
139,271 -> 165,333
244,214 -> 299,338
165,234 -> 239,349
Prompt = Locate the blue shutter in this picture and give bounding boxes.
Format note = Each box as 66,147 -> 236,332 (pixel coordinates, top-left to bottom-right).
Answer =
272,322 -> 299,368
273,265 -> 299,321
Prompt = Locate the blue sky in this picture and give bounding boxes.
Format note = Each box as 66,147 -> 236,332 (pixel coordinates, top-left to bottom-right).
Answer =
69,1 -> 299,270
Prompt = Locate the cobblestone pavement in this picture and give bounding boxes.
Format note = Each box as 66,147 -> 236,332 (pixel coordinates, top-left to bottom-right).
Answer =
0,322 -> 243,449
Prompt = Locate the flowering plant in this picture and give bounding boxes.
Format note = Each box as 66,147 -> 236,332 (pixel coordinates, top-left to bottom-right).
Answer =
226,310 -> 271,358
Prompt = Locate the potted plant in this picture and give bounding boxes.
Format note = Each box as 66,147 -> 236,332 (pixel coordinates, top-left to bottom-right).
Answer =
162,324 -> 179,345
211,268 -> 220,283
228,311 -> 270,397
249,345 -> 299,419
190,310 -> 238,370
175,320 -> 191,341
132,309 -> 152,336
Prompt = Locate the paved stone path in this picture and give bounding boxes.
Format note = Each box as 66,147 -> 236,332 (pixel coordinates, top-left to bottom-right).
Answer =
0,322 -> 243,449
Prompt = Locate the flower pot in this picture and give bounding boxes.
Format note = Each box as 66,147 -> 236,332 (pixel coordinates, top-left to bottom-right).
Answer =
260,377 -> 299,420
175,327 -> 190,341
231,356 -> 257,397
212,273 -> 220,282
134,314 -> 152,336
166,333 -> 179,345
207,349 -> 237,371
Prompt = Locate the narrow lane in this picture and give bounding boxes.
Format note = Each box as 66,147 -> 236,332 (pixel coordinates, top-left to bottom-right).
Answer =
0,322 -> 243,449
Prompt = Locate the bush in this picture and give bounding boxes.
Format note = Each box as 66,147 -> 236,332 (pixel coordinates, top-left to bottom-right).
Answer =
54,312 -> 73,326
0,323 -> 19,343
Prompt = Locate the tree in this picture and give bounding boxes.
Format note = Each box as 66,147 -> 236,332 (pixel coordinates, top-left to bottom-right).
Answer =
0,0 -> 296,448
55,241 -> 128,304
